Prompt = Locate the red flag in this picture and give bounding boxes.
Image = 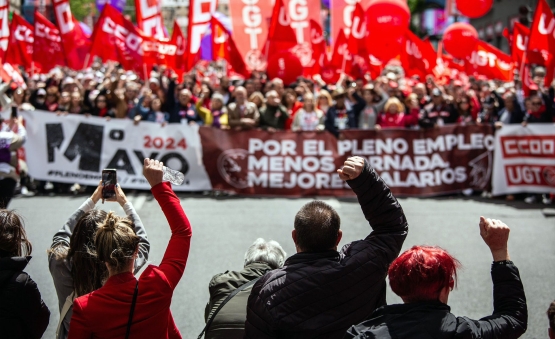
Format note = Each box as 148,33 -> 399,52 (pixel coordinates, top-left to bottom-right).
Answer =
330,0 -> 371,47
53,0 -> 91,70
401,30 -> 437,79
308,19 -> 326,75
512,22 -> 545,66
135,0 -> 166,39
330,29 -> 352,74
527,0 -> 555,66
186,0 -> 217,71
0,0 -> 8,61
466,40 -> 514,81
33,11 -> 66,72
5,13 -> 33,70
283,0 -> 321,70
266,0 -> 298,57
170,21 -> 186,76
211,16 -> 250,78
347,2 -> 367,57
0,63 -> 25,88
89,5 -> 145,76
228,0 -> 273,71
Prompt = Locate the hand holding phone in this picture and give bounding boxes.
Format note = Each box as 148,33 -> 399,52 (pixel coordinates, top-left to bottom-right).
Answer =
101,169 -> 117,203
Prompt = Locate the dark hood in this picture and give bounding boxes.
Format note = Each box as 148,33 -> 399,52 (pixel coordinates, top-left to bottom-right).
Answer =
0,256 -> 31,284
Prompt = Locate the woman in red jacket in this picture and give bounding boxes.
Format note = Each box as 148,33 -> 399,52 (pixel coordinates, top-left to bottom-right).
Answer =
68,158 -> 192,339
376,96 -> 419,129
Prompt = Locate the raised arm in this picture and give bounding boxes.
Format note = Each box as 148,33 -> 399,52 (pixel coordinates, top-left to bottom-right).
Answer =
143,158 -> 192,289
462,218 -> 527,339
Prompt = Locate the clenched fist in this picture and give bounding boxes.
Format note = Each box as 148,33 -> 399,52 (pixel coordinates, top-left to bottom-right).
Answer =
337,156 -> 365,181
479,216 -> 510,262
143,158 -> 164,188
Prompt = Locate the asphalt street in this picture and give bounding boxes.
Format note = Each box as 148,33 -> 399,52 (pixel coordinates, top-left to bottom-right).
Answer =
10,192 -> 555,339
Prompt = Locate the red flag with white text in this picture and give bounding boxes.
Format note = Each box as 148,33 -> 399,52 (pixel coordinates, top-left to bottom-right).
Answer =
228,0 -> 273,71
283,0 -> 321,70
53,0 -> 91,70
5,13 -> 33,70
33,11 -> 66,72
401,30 -> 437,79
330,0 -> 371,46
186,0 -> 217,71
526,0 -> 554,66
89,5 -> 144,76
0,0 -> 9,61
511,23 -> 544,66
347,2 -> 367,57
135,0 -> 166,39
466,41 -> 514,81
330,29 -> 351,74
266,0 -> 298,57
308,19 -> 326,75
211,16 -> 250,78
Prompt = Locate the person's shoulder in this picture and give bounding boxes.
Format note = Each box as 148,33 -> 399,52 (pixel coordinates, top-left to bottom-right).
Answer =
138,264 -> 174,291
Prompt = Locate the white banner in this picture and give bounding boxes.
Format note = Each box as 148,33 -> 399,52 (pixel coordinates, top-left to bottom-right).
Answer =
492,124 -> 555,195
21,110 -> 212,191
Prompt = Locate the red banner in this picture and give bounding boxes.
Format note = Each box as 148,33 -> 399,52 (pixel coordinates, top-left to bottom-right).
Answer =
33,11 -> 66,72
466,41 -> 514,81
330,0 -> 371,47
5,13 -> 33,70
186,0 -> 217,71
0,0 -> 8,61
170,21 -> 186,77
228,0 -> 273,71
200,125 -> 495,197
53,0 -> 91,70
135,0 -> 166,39
512,22 -> 545,66
211,16 -> 250,78
266,0 -> 298,58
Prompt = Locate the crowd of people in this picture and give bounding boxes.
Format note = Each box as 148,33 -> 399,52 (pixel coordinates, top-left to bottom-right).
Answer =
0,61 -> 553,203
0,155 -> 552,339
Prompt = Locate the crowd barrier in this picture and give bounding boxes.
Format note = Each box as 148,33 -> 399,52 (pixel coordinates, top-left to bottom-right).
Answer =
13,110 -> 555,197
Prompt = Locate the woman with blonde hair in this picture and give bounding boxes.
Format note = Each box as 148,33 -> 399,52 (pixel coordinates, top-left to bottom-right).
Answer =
291,93 -> 325,132
375,96 -> 419,129
68,159 -> 192,339
316,90 -> 332,115
248,92 -> 265,110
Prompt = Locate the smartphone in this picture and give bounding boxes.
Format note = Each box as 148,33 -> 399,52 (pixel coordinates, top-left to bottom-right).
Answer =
102,169 -> 117,200
11,106 -> 18,119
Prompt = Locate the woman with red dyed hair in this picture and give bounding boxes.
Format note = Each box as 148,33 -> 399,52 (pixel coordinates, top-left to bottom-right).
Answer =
344,217 -> 527,339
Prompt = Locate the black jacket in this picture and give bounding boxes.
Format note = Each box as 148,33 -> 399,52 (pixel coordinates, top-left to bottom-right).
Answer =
419,103 -> 459,128
244,161 -> 409,338
0,256 -> 50,339
325,93 -> 366,137
344,262 -> 527,339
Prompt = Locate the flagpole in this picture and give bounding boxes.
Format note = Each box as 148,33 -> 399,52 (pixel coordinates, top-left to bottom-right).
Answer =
84,53 -> 91,70
143,63 -> 148,81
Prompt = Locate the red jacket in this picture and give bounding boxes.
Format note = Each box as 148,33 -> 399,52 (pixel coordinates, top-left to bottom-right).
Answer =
68,182 -> 192,339
377,108 -> 419,128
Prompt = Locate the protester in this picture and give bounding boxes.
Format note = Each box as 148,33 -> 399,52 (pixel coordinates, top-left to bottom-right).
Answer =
245,156 -> 409,338
325,87 -> 366,137
259,90 -> 289,132
291,93 -> 325,132
548,300 -> 555,339
203,238 -> 286,339
248,91 -> 265,110
0,209 -> 50,338
67,158 -> 192,338
419,88 -> 458,128
345,217 -> 527,339
228,87 -> 259,130
496,92 -> 524,125
456,94 -> 477,125
375,96 -> 419,129
48,182 -> 150,339
317,90 -> 333,115
358,83 -> 389,130
0,117 -> 27,208
207,93 -> 229,128
282,88 -> 303,130
167,79 -> 203,125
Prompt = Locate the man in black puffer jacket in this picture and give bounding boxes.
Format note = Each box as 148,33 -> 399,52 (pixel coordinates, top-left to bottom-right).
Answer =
244,156 -> 408,338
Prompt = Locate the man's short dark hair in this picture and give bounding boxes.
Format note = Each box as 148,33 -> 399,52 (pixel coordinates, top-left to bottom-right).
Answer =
548,300 -> 555,330
294,201 -> 340,252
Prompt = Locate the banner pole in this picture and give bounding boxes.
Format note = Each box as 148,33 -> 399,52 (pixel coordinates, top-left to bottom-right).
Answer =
83,53 -> 91,70
143,63 -> 148,81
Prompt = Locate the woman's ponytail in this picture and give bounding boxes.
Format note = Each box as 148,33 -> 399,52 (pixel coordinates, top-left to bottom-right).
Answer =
95,212 -> 139,273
